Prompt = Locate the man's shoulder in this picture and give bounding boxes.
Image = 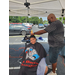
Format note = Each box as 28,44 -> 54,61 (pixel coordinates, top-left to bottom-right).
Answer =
52,20 -> 61,24
55,20 -> 63,25
53,20 -> 63,27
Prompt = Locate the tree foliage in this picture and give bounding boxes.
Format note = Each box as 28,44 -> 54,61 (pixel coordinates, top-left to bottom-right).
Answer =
58,17 -> 65,24
9,16 -> 65,24
9,16 -> 40,24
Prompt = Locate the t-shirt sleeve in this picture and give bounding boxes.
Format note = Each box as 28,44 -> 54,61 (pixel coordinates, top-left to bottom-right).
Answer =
44,22 -> 57,33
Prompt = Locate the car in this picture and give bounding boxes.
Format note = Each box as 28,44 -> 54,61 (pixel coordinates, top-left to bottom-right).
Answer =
29,23 -> 34,26
22,24 -> 31,30
38,24 -> 44,28
44,24 -> 48,27
23,23 -> 32,28
9,24 -> 31,35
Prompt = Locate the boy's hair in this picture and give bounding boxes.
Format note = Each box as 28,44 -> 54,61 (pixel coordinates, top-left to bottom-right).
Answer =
29,35 -> 36,39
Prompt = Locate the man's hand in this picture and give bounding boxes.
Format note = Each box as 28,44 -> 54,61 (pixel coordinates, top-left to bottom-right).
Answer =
31,30 -> 47,35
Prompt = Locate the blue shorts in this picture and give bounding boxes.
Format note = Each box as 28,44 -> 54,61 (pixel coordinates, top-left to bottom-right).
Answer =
37,58 -> 46,75
49,47 -> 63,63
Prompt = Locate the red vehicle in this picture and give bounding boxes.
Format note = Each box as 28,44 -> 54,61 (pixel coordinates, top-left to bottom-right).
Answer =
9,23 -> 22,25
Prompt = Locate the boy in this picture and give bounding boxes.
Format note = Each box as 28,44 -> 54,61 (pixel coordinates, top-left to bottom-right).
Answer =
18,35 -> 48,75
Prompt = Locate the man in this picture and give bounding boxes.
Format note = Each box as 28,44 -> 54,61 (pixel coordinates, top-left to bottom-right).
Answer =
18,35 -> 48,75
31,13 -> 65,75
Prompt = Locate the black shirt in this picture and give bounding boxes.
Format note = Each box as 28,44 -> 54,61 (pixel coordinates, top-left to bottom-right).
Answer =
18,42 -> 47,75
44,20 -> 65,47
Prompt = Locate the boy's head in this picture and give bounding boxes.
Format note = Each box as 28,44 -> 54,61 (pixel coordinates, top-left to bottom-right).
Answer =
30,35 -> 36,44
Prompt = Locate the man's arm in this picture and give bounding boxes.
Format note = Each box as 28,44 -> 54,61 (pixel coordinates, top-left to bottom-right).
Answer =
31,30 -> 47,35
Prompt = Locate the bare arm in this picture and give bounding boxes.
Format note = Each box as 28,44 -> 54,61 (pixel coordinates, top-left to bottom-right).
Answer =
31,30 -> 47,35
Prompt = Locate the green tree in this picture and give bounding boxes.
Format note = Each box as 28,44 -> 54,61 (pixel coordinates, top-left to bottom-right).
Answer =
43,20 -> 48,24
9,16 -> 41,24
59,17 -> 62,22
11,16 -> 17,23
19,16 -> 27,23
58,17 -> 65,24
39,18 -> 43,24
29,17 -> 40,24
9,16 -> 19,23
63,17 -> 65,24
20,17 -> 24,23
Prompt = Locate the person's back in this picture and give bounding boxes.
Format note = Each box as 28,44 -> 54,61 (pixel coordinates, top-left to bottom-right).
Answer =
18,35 -> 47,75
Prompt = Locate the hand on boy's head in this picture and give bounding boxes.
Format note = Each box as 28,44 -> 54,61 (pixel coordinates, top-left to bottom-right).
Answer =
31,33 -> 34,35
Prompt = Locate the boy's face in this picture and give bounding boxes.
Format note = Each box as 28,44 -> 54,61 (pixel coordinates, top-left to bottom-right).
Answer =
30,38 -> 36,44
